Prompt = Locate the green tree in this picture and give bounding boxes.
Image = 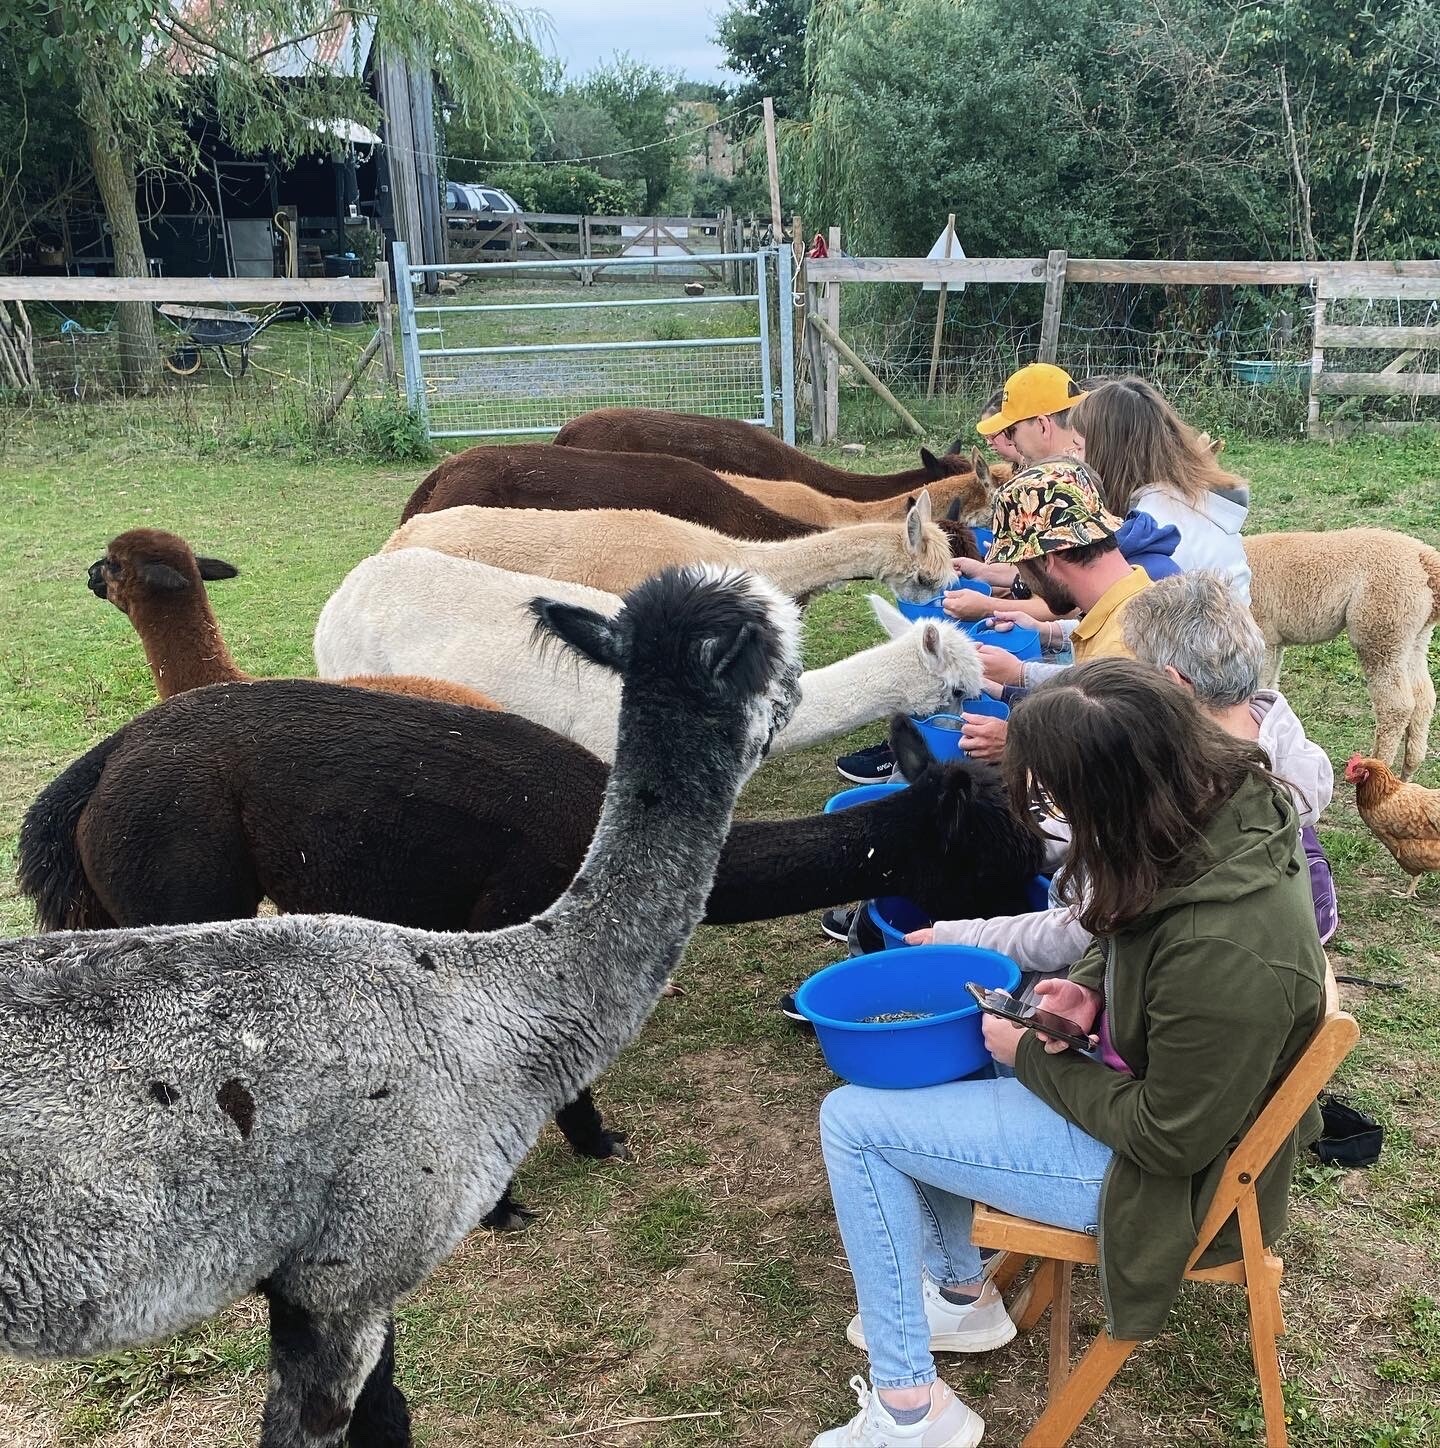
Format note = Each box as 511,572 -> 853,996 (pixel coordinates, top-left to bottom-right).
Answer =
715,0 -> 809,120
579,54 -> 685,213
1237,0 -> 1440,258
5,0 -> 542,388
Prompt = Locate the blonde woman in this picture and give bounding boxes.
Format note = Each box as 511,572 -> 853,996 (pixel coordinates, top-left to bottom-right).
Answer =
1071,377 -> 1252,601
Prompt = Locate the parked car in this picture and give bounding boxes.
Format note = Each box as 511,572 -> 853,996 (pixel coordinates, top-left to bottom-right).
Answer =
444,183 -> 527,249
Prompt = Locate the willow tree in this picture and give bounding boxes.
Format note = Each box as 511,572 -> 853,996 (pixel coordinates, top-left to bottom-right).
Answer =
12,0 -> 543,389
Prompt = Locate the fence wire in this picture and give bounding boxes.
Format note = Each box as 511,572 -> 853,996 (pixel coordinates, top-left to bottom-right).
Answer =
3,300 -> 403,458
818,281 -> 1440,438
410,271 -> 770,437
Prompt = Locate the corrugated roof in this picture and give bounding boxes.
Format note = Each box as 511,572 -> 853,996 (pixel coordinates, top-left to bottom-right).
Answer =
162,2 -> 376,79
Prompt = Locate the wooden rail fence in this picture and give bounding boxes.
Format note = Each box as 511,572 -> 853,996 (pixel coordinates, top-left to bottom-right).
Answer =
800,241 -> 1440,442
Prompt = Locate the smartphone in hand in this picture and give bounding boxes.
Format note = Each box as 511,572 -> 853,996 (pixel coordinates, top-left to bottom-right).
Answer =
966,983 -> 1095,1050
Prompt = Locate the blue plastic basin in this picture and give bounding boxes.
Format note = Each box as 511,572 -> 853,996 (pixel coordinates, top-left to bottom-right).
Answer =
795,945 -> 1022,1087
971,526 -> 995,554
966,617 -> 1043,661
867,875 -> 1053,950
823,779 -> 909,814
894,576 -> 991,623
911,698 -> 1010,763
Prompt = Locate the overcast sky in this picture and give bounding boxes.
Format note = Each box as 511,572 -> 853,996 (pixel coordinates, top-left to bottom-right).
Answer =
533,0 -> 732,83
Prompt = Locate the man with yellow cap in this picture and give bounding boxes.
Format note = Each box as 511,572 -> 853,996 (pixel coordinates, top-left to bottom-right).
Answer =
975,362 -> 1086,465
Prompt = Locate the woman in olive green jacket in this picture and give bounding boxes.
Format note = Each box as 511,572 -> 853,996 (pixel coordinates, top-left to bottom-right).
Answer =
812,658 -> 1325,1448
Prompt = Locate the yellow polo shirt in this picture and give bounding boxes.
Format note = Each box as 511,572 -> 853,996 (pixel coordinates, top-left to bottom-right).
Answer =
1070,566 -> 1151,662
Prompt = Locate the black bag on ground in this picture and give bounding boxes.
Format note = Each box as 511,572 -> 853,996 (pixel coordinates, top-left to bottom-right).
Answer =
1310,1093 -> 1384,1168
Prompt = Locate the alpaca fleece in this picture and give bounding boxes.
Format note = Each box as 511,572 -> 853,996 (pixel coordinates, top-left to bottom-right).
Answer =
555,406 -> 979,501
1245,526 -> 1440,778
0,565 -> 804,1448
380,494 -> 952,604
399,443 -> 819,539
314,549 -> 982,763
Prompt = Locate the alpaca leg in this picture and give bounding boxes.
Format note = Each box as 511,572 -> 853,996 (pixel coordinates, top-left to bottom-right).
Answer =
1400,631 -> 1435,779
260,1289 -> 398,1448
480,1183 -> 537,1233
347,1318 -> 411,1448
555,1088 -> 630,1161
1260,643 -> 1284,692
1360,662 -> 1416,771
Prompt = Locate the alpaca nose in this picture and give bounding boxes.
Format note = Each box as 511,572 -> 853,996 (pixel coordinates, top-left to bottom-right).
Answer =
87,561 -> 109,598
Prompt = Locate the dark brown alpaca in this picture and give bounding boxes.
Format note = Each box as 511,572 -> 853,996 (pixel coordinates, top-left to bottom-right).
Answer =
398,443 -> 821,539
554,407 -> 1002,501
88,528 -> 501,712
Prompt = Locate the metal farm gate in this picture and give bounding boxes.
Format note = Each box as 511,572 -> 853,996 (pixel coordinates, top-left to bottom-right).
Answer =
392,243 -> 795,443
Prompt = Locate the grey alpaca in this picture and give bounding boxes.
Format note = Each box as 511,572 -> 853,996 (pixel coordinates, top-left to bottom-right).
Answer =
0,566 -> 802,1448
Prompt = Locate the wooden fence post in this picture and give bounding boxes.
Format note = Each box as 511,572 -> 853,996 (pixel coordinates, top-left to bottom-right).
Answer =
763,97 -> 783,243
1308,284 -> 1326,438
375,260 -> 398,390
1039,248 -> 1068,364
824,225 -> 841,442
927,213 -> 956,400
805,274 -> 826,442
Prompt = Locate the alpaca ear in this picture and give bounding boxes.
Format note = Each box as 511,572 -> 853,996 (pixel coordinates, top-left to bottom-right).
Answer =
529,598 -> 625,672
945,435 -> 968,456
138,562 -> 191,592
970,449 -> 991,486
867,593 -> 910,639
197,557 -> 239,581
920,446 -> 944,479
905,489 -> 934,554
888,713 -> 933,780
945,496 -> 963,522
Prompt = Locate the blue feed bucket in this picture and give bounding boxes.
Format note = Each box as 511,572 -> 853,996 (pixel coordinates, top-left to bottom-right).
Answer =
795,945 -> 1023,1088
911,697 -> 1011,763
966,617 -> 1043,661
867,874 -> 1052,950
894,576 -> 991,624
823,779 -> 909,814
971,526 -> 995,555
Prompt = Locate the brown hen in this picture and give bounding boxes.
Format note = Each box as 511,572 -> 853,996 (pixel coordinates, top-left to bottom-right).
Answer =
1345,755 -> 1440,898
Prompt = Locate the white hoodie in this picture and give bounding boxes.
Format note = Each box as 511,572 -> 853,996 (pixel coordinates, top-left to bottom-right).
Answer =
931,689 -> 1330,977
1132,482 -> 1252,603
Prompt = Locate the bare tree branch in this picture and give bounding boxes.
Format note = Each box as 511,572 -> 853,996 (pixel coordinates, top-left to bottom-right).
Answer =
1278,64 -> 1318,262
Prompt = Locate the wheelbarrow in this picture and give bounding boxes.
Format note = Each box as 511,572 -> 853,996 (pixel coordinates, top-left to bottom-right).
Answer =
157,302 -> 302,378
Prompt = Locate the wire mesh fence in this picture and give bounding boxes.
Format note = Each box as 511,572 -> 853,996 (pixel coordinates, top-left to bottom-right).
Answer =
1,298 -> 419,461
810,279 -> 1440,441
404,261 -> 773,439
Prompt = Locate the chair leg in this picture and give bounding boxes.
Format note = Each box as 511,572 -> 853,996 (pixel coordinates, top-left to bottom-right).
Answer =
990,1251 -> 1027,1296
1014,1259 -> 1058,1334
1047,1262 -> 1073,1396
1239,1201 -> 1288,1448
1022,1331 -> 1139,1448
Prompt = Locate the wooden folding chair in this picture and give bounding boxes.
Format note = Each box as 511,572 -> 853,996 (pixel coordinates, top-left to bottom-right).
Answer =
972,971 -> 1358,1448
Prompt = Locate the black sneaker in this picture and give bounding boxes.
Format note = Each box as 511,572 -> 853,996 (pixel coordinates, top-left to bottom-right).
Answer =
836,741 -> 896,784
778,990 -> 813,1030
821,906 -> 856,942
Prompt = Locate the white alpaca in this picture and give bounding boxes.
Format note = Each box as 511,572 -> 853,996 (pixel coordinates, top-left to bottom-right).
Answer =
379,490 -> 951,603
315,549 -> 983,764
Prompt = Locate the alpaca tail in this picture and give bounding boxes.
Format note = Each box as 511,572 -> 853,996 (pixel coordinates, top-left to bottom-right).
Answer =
16,730 -> 126,931
1423,544 -> 1440,627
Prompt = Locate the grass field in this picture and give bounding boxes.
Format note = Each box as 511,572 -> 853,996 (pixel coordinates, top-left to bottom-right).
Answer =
0,415 -> 1438,1447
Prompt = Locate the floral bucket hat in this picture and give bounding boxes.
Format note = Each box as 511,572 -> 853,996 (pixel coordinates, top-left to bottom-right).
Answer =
984,458 -> 1124,566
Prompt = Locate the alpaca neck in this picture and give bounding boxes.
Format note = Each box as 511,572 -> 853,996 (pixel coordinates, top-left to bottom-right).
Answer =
776,640 -> 915,752
733,525 -> 906,597
705,788 -> 927,923
493,713 -> 751,1096
131,595 -> 247,699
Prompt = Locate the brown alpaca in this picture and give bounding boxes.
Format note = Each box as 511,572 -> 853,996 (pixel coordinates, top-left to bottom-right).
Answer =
554,406 -> 985,501
88,529 -> 501,712
1245,527 -> 1440,777
398,443 -> 820,539
718,451 -> 997,528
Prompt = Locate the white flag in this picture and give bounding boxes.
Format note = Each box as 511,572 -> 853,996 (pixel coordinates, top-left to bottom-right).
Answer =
923,224 -> 965,292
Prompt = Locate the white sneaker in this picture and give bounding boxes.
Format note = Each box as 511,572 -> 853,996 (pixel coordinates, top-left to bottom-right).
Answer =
846,1277 -> 1016,1354
810,1376 -> 984,1447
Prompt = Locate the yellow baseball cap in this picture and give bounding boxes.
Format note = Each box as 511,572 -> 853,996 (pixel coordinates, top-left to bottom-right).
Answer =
976,363 -> 1083,437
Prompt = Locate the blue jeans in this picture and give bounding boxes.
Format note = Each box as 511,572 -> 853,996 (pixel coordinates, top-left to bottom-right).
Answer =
819,1074 -> 1113,1389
